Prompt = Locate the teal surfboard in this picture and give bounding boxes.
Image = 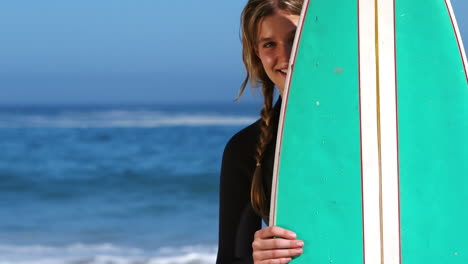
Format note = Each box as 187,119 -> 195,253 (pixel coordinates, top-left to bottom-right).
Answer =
270,0 -> 468,263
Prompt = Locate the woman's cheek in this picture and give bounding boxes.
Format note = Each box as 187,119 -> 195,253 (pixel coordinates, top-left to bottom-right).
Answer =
260,51 -> 274,67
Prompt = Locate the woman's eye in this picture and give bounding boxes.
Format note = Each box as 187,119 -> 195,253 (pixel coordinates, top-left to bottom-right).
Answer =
263,42 -> 274,48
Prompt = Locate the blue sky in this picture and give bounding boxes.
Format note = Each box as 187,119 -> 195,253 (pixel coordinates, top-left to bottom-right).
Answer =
0,0 -> 467,105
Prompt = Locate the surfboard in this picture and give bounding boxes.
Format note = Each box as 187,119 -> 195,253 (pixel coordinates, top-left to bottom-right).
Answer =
269,0 -> 468,263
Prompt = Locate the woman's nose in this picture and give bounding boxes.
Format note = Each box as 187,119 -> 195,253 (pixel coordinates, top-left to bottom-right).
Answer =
277,42 -> 292,61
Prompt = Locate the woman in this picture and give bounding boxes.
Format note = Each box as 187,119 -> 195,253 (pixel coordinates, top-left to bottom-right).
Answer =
217,0 -> 305,263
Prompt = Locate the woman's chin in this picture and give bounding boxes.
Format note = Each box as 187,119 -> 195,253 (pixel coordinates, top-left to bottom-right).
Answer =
277,86 -> 285,97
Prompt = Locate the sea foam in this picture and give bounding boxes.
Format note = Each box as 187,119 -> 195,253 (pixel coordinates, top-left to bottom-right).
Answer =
0,243 -> 217,264
0,109 -> 256,128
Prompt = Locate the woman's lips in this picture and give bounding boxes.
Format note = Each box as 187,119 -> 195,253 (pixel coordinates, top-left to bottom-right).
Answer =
277,69 -> 288,77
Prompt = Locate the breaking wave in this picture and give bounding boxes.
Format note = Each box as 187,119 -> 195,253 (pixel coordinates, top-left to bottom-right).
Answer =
0,243 -> 217,264
0,109 -> 256,128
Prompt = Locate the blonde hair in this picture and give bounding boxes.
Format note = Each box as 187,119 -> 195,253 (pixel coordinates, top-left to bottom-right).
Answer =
238,0 -> 303,218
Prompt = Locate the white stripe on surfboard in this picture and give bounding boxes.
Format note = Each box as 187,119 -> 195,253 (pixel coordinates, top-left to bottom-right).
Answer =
269,0 -> 310,225
445,0 -> 468,81
376,0 -> 401,263
358,0 -> 382,263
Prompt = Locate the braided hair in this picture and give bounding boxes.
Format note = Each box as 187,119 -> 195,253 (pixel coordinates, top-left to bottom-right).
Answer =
238,0 -> 303,218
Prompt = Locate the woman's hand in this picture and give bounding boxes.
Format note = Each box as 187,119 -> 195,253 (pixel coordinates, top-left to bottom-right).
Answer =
252,226 -> 304,264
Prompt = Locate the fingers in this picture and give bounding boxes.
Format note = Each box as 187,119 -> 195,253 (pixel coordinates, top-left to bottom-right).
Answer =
252,237 -> 304,250
253,247 -> 303,261
254,226 -> 297,240
252,226 -> 304,264
257,257 -> 293,264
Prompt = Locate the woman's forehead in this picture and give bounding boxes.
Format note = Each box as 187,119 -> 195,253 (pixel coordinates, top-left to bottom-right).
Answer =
256,11 -> 299,40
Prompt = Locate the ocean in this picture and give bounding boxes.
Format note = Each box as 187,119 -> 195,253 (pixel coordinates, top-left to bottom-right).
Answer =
0,103 -> 260,264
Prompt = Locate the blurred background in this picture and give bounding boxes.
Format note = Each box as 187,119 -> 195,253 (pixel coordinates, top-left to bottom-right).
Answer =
0,1 -> 467,263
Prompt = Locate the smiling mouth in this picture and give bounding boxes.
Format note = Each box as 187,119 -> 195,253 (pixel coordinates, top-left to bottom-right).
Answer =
277,69 -> 288,76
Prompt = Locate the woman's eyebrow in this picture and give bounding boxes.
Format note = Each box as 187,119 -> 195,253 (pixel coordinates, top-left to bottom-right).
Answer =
258,29 -> 297,43
258,37 -> 274,43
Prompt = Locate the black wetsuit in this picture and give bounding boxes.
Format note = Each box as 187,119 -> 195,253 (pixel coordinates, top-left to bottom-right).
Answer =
216,99 -> 281,264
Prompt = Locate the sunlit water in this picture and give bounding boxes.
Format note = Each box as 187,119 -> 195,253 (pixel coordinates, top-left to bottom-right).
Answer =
0,103 -> 259,264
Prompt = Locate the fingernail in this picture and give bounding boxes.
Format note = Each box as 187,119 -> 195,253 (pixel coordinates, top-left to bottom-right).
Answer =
296,241 -> 304,247
295,248 -> 303,254
289,232 -> 297,238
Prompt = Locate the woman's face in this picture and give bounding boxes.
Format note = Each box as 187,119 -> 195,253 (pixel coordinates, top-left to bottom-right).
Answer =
256,10 -> 299,95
